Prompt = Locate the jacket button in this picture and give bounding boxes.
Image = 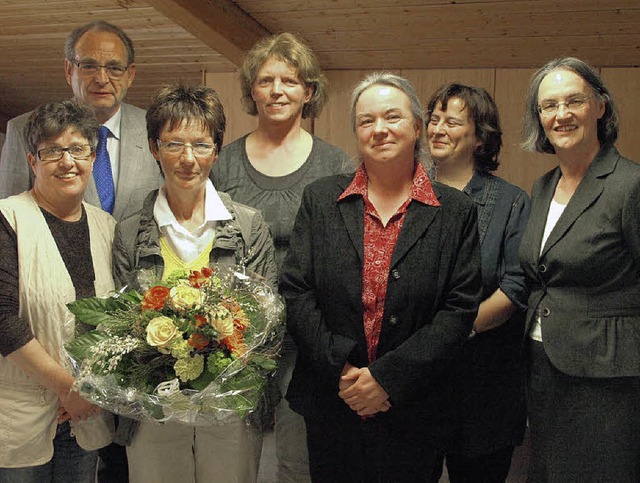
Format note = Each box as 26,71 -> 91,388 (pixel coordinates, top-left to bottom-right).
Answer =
389,315 -> 398,326
541,307 -> 551,317
539,264 -> 547,273
392,269 -> 400,280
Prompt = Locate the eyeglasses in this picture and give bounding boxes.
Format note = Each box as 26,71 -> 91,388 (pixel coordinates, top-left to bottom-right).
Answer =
37,144 -> 93,162
537,96 -> 592,116
157,141 -> 216,158
73,60 -> 129,79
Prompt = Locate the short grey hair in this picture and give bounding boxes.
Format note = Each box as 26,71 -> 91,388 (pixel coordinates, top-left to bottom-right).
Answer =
350,72 -> 429,167
65,20 -> 135,65
522,57 -> 618,154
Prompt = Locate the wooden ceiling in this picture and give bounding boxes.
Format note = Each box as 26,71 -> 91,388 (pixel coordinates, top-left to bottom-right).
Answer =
1,0 -> 639,121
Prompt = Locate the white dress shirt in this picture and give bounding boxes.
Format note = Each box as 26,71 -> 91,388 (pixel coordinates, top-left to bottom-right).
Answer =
153,179 -> 232,263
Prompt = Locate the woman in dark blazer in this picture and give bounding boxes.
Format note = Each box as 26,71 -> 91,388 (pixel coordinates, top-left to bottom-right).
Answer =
520,57 -> 640,482
280,72 -> 482,482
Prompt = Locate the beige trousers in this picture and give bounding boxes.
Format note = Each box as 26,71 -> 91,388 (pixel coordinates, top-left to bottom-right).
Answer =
127,418 -> 261,483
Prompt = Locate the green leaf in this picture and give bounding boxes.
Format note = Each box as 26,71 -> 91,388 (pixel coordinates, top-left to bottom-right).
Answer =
67,297 -> 128,326
119,290 -> 143,304
65,331 -> 111,359
251,354 -> 277,371
190,368 -> 218,391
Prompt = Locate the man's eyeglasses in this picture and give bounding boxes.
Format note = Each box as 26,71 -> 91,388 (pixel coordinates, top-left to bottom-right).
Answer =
73,60 -> 129,79
37,144 -> 93,162
537,96 -> 592,116
157,141 -> 216,158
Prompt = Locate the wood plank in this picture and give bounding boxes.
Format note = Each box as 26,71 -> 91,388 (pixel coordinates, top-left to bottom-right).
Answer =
314,35 -> 640,70
236,0 -> 549,14
402,68 -> 495,111
602,68 -> 640,162
145,0 -> 270,67
493,69 -> 556,193
205,72 -> 258,146
314,70 -> 376,159
256,8 -> 640,37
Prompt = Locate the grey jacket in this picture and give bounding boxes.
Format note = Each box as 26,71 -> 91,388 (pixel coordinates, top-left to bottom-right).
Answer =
0,103 -> 163,221
111,189 -> 278,444
520,145 -> 640,378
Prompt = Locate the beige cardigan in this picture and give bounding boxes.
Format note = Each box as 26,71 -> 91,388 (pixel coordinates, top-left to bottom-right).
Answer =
0,192 -> 115,468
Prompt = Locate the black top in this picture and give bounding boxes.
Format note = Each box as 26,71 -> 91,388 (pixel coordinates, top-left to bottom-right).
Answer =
0,206 -> 95,356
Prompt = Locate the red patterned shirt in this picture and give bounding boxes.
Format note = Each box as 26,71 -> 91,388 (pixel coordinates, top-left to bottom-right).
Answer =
338,163 -> 440,362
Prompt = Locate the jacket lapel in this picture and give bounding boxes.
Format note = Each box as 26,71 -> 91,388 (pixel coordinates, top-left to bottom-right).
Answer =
391,200 -> 438,268
338,195 -> 365,265
112,103 -> 149,220
541,146 -> 618,257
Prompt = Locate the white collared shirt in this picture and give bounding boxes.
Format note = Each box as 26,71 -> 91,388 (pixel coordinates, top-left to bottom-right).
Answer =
103,107 -> 122,192
153,179 -> 232,263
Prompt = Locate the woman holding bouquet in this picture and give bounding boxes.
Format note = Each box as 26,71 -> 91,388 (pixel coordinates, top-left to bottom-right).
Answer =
280,72 -> 483,482
112,83 -> 277,482
0,100 -> 114,481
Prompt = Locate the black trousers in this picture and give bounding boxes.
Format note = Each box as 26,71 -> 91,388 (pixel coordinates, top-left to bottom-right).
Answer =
305,413 -> 444,483
445,447 -> 514,483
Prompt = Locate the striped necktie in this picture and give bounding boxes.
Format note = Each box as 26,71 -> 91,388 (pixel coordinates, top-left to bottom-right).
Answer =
94,126 -> 115,214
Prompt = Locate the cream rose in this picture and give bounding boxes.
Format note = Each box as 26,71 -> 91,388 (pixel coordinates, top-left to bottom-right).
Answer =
168,285 -> 203,312
146,316 -> 179,350
210,305 -> 235,338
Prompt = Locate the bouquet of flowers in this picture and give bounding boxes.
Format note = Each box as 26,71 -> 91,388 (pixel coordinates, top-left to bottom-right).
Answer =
65,265 -> 284,425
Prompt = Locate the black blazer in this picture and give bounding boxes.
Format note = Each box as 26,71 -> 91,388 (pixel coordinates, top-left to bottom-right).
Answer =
280,173 -> 482,430
519,145 -> 640,377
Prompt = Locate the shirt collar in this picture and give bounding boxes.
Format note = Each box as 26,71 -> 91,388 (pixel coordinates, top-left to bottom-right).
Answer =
338,162 -> 440,207
462,171 -> 490,206
154,179 -> 232,229
102,106 -> 122,140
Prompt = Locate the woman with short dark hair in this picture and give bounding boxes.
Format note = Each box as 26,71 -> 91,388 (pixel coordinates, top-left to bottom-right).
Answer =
426,83 -> 530,482
0,99 -> 114,481
113,83 -> 277,482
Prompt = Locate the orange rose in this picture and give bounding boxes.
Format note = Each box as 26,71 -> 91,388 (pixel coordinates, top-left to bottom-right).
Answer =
141,285 -> 170,311
189,266 -> 214,288
194,314 -> 207,327
221,332 -> 248,357
187,332 -> 210,350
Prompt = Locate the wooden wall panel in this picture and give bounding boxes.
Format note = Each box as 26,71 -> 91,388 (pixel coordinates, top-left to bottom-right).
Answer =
401,68 -> 495,110
314,70 -> 373,159
493,69 -> 557,193
601,68 -> 640,163
206,72 -> 258,146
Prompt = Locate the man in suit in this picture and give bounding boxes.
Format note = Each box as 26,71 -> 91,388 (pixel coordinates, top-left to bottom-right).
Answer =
0,20 -> 162,222
0,20 -> 163,482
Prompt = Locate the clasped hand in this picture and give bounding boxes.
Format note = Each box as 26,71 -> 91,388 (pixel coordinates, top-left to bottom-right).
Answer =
338,363 -> 391,416
57,389 -> 102,423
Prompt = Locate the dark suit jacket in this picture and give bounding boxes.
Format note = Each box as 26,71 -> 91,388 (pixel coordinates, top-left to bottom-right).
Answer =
280,173 -> 482,438
0,103 -> 162,221
519,145 -> 640,377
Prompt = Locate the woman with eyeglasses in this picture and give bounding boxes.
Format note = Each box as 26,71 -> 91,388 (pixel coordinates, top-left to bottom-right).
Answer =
111,83 -> 277,482
0,100 -> 114,481
520,57 -> 640,481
